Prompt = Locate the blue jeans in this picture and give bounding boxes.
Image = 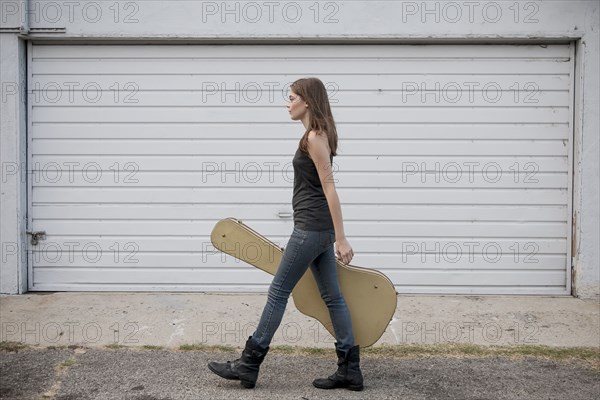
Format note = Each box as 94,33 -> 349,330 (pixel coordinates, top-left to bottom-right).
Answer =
251,226 -> 355,352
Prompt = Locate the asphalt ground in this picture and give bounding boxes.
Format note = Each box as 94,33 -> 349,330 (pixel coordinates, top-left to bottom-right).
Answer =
1,345 -> 598,400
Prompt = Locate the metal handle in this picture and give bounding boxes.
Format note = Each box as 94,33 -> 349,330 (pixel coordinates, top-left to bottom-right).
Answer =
277,212 -> 292,219
26,231 -> 46,245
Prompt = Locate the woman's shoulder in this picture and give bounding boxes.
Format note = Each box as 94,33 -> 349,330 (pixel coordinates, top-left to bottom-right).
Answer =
307,130 -> 328,144
307,131 -> 331,152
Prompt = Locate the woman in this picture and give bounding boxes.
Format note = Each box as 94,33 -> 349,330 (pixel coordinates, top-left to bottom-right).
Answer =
207,77 -> 363,391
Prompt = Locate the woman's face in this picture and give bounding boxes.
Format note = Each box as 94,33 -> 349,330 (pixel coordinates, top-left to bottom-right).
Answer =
286,90 -> 308,121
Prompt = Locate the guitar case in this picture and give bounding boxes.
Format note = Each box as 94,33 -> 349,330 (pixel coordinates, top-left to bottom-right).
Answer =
210,218 -> 398,348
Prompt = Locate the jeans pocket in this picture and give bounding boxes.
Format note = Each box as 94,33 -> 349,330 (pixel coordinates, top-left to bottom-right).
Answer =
282,228 -> 301,262
319,230 -> 335,248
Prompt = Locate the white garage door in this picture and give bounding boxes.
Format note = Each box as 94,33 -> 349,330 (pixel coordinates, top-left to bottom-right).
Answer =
28,43 -> 574,294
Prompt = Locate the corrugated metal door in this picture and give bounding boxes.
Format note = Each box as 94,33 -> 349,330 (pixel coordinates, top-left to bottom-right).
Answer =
28,43 -> 574,294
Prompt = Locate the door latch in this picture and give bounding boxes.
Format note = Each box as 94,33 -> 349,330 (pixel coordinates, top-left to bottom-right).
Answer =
26,231 -> 46,245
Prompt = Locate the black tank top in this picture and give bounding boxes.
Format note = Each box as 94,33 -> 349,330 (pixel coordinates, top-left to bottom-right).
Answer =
292,147 -> 334,231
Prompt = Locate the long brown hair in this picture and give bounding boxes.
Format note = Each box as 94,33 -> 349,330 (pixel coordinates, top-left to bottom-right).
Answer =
290,77 -> 338,156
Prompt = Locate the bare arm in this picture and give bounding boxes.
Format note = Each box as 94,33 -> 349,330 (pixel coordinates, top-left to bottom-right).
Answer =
306,131 -> 354,264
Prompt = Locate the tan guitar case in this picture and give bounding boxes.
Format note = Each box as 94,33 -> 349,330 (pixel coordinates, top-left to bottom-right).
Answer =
210,218 -> 398,348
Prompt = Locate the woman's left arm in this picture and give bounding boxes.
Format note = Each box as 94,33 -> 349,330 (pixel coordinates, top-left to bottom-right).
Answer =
307,132 -> 354,264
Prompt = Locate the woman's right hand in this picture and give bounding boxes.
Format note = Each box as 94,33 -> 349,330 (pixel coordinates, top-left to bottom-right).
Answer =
335,238 -> 354,264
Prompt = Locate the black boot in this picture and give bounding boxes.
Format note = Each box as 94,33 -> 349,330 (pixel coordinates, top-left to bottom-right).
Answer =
207,336 -> 269,389
312,343 -> 364,391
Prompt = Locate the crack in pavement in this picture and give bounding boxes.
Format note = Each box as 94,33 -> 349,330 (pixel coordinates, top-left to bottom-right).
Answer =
38,348 -> 86,400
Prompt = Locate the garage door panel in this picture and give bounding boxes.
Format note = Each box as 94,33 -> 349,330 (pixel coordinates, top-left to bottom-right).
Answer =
33,204 -> 567,223
33,220 -> 294,236
29,88 -> 570,108
31,155 -> 569,172
27,236 -> 568,256
30,156 -> 297,170
345,222 -> 568,238
383,270 -> 566,287
29,170 -> 568,189
32,74 -> 570,91
31,138 -> 569,157
32,43 -> 571,59
32,187 -> 293,204
341,140 -> 568,156
357,255 -> 568,271
31,139 -> 299,156
33,268 -> 273,285
31,268 -> 565,293
34,220 -> 567,238
335,157 -> 570,173
31,237 -> 289,254
32,268 -> 567,290
29,283 -> 271,291
31,253 -> 566,271
354,238 -> 568,255
337,172 -> 568,189
29,43 -> 573,294
372,286 -> 568,295
32,204 -> 292,220
32,124 -> 570,140
343,205 -> 568,222
33,58 -> 572,76
32,187 -> 568,205
32,106 -> 570,124
33,253 -> 272,269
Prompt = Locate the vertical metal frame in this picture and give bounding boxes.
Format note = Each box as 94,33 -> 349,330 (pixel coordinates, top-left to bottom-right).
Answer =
565,40 -> 577,295
569,38 -> 586,297
26,40 -> 34,291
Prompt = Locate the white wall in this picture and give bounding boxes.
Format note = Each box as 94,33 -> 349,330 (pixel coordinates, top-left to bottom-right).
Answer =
1,0 -> 598,297
0,31 -> 28,294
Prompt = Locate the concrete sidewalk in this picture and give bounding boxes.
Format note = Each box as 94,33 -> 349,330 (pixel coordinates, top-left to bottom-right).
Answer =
0,293 -> 598,349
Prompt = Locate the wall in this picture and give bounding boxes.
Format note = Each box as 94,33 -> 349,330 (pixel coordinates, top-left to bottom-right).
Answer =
1,0 -> 598,297
1,30 -> 28,294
